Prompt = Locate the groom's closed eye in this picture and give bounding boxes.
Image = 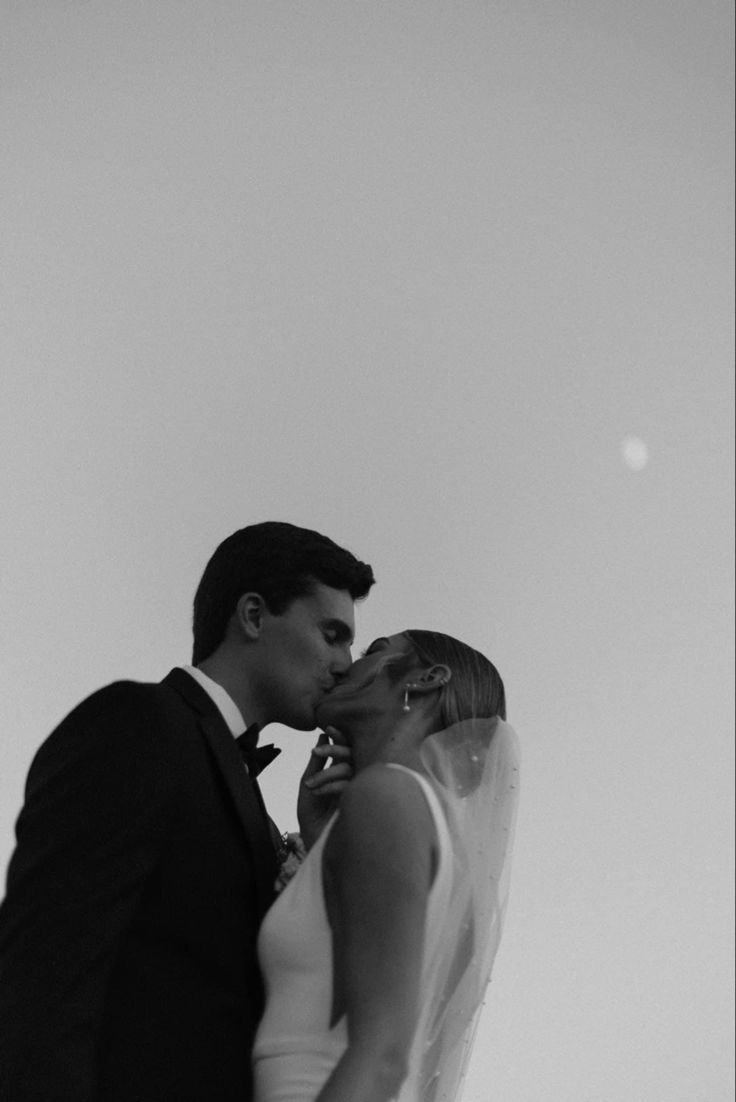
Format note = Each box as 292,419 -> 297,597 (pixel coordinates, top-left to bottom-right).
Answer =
320,620 -> 354,647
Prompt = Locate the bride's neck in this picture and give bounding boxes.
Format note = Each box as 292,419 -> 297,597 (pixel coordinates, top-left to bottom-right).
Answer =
348,712 -> 431,774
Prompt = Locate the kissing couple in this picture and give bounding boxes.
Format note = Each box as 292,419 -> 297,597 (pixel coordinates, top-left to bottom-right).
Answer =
0,521 -> 519,1102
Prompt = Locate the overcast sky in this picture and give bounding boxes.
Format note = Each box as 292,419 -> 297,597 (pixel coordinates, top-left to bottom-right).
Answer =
1,3 -> 733,1099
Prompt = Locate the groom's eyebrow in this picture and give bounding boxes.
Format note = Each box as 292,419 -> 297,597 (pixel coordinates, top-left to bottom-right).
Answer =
321,619 -> 354,645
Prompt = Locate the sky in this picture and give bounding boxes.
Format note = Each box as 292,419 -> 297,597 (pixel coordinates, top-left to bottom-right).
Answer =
1,3 -> 733,1099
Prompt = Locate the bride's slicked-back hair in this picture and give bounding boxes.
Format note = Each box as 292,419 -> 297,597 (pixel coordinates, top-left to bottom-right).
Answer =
192,522 -> 375,665
404,630 -> 506,725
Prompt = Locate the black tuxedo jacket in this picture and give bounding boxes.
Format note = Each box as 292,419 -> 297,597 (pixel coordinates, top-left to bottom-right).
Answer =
0,669 -> 280,1102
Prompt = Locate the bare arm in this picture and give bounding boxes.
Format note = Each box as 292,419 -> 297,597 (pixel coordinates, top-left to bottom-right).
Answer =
315,765 -> 437,1102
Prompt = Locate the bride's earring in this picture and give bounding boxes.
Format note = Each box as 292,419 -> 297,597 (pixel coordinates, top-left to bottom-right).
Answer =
403,685 -> 411,713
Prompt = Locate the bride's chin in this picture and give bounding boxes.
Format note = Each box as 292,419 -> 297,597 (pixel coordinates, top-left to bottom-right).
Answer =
316,698 -> 356,730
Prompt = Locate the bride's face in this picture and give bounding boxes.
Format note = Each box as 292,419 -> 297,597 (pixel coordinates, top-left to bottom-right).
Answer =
315,633 -> 414,728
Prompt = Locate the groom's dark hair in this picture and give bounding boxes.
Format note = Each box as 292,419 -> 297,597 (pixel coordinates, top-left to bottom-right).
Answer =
192,521 -> 375,664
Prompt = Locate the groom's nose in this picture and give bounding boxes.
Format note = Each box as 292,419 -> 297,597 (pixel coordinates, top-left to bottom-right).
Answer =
331,646 -> 353,678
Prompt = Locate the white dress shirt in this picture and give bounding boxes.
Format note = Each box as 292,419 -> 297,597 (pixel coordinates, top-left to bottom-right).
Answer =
180,665 -> 248,738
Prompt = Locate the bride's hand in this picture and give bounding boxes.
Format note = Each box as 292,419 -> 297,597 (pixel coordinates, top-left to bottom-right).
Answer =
297,727 -> 353,849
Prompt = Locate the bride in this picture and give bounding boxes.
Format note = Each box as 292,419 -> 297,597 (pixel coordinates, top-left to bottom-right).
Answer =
253,630 -> 520,1102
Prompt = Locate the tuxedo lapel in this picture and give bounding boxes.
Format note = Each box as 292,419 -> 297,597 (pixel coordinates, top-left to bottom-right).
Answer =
198,714 -> 278,915
162,669 -> 278,918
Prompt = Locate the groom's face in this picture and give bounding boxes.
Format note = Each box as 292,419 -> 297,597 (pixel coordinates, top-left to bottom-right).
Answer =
256,583 -> 356,730
315,633 -> 416,729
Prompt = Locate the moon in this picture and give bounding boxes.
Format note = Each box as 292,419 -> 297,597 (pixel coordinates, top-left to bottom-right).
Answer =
621,436 -> 649,471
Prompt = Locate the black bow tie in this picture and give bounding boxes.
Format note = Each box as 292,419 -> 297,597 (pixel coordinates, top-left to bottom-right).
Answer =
236,725 -> 281,778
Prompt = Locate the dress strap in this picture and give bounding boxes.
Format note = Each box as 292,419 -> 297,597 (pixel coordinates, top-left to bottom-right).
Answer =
383,763 -> 445,821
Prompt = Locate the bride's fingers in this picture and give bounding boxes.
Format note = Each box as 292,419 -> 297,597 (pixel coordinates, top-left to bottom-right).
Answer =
314,727 -> 350,760
322,725 -> 348,747
310,743 -> 351,763
305,777 -> 352,797
304,761 -> 353,790
301,727 -> 353,787
300,733 -> 331,778
311,761 -> 352,781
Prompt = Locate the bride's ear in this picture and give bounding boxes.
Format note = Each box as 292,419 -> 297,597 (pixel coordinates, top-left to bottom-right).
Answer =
409,664 -> 452,695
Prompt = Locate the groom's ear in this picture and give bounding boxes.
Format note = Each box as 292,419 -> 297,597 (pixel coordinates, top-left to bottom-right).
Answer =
235,593 -> 267,641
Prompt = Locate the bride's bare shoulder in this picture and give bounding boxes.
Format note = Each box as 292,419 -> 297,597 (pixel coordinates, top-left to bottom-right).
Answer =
329,764 -> 436,861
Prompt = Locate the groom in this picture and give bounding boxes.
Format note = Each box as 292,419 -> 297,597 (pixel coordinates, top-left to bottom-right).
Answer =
0,521 -> 375,1102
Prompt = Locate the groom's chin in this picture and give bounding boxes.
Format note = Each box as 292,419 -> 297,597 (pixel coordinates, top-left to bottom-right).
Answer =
277,703 -> 319,732
313,700 -> 335,728
290,712 -> 319,732
313,704 -> 327,727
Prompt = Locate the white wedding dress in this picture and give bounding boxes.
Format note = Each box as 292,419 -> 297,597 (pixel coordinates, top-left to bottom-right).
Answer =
252,765 -> 454,1102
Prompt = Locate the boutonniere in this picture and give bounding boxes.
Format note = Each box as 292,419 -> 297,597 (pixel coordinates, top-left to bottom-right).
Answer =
275,832 -> 307,894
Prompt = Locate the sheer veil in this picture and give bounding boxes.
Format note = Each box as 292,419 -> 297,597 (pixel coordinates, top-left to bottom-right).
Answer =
418,716 -> 520,1102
